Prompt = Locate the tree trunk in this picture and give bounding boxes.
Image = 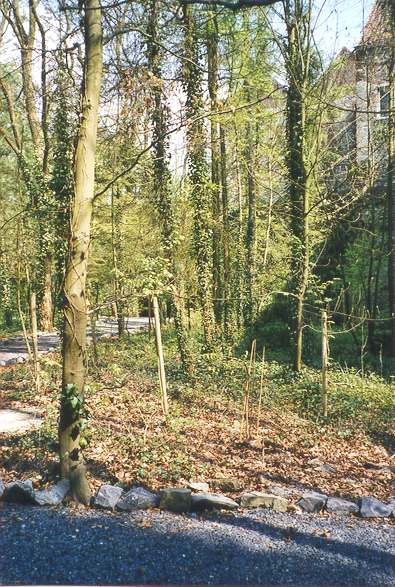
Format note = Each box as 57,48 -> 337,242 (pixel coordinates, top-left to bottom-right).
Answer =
207,12 -> 222,330
29,289 -> 40,393
147,0 -> 193,376
220,124 -> 231,341
39,253 -> 53,331
111,187 -> 124,337
182,5 -> 215,350
233,118 -> 245,330
244,116 -> 257,327
152,295 -> 169,416
7,2 -> 55,330
263,158 -> 274,270
284,1 -> 311,372
59,0 -> 102,504
388,6 -> 395,360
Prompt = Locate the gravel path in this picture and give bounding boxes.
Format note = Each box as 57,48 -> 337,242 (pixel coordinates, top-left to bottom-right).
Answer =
0,505 -> 394,585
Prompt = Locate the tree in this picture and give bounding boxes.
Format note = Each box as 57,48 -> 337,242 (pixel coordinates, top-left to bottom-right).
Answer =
1,0 -> 54,331
147,0 -> 194,375
182,4 -> 216,350
59,0 -> 103,503
387,0 -> 395,359
283,0 -> 313,371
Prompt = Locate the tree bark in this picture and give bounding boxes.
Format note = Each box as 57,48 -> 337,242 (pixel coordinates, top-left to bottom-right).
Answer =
387,4 -> 395,360
182,4 -> 215,350
152,295 -> 169,416
244,115 -> 257,327
5,0 -> 53,331
39,253 -> 54,331
29,289 -> 40,393
207,12 -> 223,330
59,0 -> 102,504
147,0 -> 193,375
284,0 -> 311,372
220,124 -> 231,340
111,187 -> 124,337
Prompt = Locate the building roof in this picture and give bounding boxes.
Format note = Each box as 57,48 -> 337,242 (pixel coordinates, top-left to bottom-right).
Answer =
359,0 -> 392,46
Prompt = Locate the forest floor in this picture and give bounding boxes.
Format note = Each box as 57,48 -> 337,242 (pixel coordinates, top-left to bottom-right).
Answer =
0,327 -> 394,505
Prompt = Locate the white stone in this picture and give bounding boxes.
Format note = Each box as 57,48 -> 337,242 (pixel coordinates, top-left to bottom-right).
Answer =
326,497 -> 358,514
94,484 -> 123,510
240,492 -> 288,512
34,480 -> 70,506
359,496 -> 393,518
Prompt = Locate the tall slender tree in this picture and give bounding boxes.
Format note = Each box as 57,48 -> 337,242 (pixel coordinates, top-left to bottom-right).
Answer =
207,12 -> 223,330
147,0 -> 193,375
2,0 -> 54,330
387,0 -> 395,359
182,4 -> 216,350
59,0 -> 103,503
283,0 -> 313,371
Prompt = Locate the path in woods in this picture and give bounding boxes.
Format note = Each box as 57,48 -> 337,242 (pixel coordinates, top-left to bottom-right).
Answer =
0,317 -> 149,366
0,317 -> 148,434
0,505 -> 394,586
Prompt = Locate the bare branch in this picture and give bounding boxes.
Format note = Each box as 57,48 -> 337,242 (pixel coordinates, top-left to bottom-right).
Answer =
95,88 -> 282,198
0,77 -> 22,151
181,0 -> 280,8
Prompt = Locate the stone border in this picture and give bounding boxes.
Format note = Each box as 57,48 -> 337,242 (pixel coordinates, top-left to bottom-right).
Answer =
1,478 -> 394,519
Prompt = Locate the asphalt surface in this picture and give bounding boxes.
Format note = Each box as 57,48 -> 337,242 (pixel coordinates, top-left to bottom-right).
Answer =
0,504 -> 394,585
0,317 -> 148,366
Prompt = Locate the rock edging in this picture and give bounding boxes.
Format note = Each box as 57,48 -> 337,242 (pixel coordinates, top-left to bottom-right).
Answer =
0,477 -> 394,519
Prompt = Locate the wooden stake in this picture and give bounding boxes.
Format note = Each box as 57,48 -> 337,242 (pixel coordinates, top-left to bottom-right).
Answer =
16,224 -> 32,361
148,296 -> 152,339
29,290 -> 40,393
321,309 -> 328,418
240,339 -> 256,441
89,304 -> 98,365
152,295 -> 169,416
256,347 -> 266,433
16,281 -> 32,362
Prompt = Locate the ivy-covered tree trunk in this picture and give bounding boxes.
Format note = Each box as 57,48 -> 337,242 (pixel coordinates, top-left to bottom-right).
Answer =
233,119 -> 246,330
39,254 -> 53,331
183,4 -> 215,350
387,3 -> 395,360
147,0 -> 193,375
284,0 -> 311,372
51,68 -> 74,312
59,0 -> 102,504
207,12 -> 223,331
244,114 -> 257,327
220,124 -> 231,341
9,0 -> 54,332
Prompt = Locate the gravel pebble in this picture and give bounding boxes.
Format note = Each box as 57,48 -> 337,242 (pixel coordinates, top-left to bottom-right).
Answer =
0,504 -> 393,585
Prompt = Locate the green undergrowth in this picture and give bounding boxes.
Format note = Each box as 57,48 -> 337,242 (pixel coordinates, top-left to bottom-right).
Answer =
1,326 -> 393,490
1,325 -> 393,441
90,327 -> 394,439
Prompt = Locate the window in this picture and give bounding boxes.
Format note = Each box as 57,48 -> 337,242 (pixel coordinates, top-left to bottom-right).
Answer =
378,85 -> 390,119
